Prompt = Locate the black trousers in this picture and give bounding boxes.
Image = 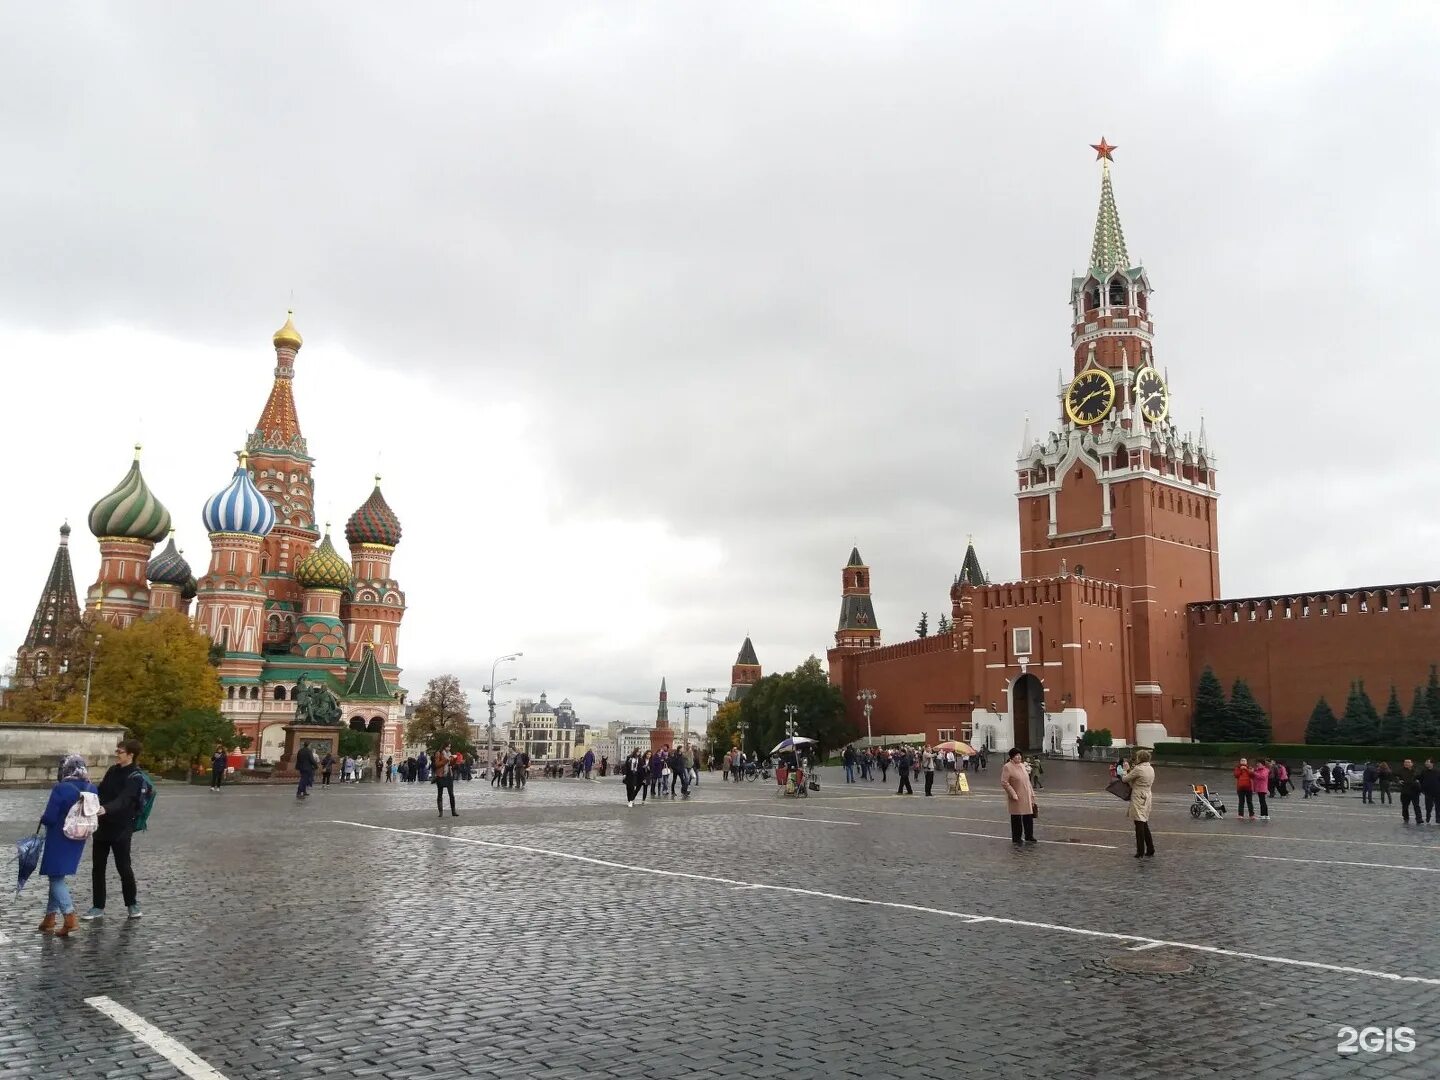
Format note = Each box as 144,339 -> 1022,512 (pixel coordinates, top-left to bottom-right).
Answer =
897,770 -> 913,795
1133,821 -> 1155,856
1237,790 -> 1255,816
1009,814 -> 1035,843
211,764 -> 225,788
436,776 -> 456,814
923,770 -> 934,796
1401,792 -> 1422,822
1426,794 -> 1439,823
1257,792 -> 1269,817
623,777 -> 639,802
321,770 -> 331,786
93,831 -> 137,909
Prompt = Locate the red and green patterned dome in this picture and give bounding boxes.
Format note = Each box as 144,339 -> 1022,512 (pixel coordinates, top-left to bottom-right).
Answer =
344,476 -> 402,548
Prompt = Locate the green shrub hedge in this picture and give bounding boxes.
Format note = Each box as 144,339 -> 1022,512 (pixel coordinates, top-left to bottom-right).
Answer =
1154,742 -> 1440,761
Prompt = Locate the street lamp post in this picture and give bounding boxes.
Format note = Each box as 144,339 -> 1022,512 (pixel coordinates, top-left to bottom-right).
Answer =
857,688 -> 877,745
486,652 -> 522,783
783,703 -> 799,758
81,633 -> 102,726
737,720 -> 748,758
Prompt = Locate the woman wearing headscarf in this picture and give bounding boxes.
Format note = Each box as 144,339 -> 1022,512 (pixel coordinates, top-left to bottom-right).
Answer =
1126,749 -> 1156,858
37,754 -> 99,936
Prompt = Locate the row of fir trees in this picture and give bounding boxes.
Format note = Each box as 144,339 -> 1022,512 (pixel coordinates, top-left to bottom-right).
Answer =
1193,664 -> 1440,746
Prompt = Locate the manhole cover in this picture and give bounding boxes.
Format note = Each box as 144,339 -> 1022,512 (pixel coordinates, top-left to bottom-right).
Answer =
1105,952 -> 1194,975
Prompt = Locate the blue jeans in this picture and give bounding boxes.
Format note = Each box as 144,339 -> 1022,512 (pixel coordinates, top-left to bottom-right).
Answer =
844,764 -> 855,783
46,876 -> 73,915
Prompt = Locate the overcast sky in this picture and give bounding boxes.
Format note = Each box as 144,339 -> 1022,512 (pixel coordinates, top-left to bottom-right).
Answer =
3,3 -> 1438,726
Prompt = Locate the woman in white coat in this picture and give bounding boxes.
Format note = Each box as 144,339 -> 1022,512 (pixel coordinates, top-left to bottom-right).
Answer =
1126,749 -> 1156,858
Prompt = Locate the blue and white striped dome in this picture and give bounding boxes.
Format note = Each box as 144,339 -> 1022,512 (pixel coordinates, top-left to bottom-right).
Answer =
202,457 -> 276,537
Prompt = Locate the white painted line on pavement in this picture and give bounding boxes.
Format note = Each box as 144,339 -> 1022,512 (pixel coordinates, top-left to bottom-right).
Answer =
1244,854 -> 1440,873
328,819 -> 1440,987
1128,941 -> 1166,951
748,814 -> 859,826
85,996 -> 229,1080
948,830 -> 1117,850
832,805 -> 1440,850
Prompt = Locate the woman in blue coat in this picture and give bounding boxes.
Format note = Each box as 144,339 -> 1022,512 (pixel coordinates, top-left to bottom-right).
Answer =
37,754 -> 98,937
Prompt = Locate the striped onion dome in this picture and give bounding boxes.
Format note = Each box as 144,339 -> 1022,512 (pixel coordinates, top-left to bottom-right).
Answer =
201,453 -> 276,537
295,530 -> 352,590
344,475 -> 402,548
146,532 -> 192,585
181,576 -> 198,602
88,445 -> 172,541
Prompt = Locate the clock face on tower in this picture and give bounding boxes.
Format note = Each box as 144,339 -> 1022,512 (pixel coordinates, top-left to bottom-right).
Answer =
1134,365 -> 1169,423
1064,367 -> 1116,426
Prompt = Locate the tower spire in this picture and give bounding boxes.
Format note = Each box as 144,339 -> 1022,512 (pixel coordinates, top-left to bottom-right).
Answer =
249,311 -> 308,458
16,523 -> 83,682
1088,138 -> 1130,273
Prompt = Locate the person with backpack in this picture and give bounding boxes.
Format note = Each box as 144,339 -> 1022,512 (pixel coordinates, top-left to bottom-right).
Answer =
84,739 -> 151,921
37,754 -> 99,936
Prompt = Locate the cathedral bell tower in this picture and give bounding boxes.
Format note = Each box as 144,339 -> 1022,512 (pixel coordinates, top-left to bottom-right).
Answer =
1015,140 -> 1221,739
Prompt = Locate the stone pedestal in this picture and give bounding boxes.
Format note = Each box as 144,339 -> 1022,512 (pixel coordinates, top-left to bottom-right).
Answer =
276,725 -> 341,776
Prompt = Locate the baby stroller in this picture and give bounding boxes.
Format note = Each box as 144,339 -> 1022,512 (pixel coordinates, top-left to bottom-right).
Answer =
1189,784 -> 1227,819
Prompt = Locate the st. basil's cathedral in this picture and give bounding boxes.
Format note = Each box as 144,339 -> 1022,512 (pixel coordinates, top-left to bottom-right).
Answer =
15,313 -> 408,763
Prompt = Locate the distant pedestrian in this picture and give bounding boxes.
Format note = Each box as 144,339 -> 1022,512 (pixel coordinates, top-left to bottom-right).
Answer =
1027,756 -> 1044,791
1126,749 -> 1156,858
37,754 -> 98,937
1001,748 -> 1036,845
1252,759 -> 1272,821
623,749 -> 644,807
639,751 -> 653,803
209,743 -> 228,791
1302,762 -> 1317,798
1361,762 -> 1378,804
1421,759 -> 1440,823
583,749 -> 596,780
1377,761 -> 1394,804
843,745 -> 857,784
296,744 -> 318,800
385,755 -> 395,783
1398,759 -> 1422,824
921,747 -> 936,797
84,739 -> 149,921
434,745 -> 458,818
320,752 -> 334,786
1234,757 -> 1254,820
879,751 -> 890,783
896,748 -> 914,796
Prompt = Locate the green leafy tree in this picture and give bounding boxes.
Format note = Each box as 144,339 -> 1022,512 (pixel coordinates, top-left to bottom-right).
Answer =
1192,667 -> 1228,742
338,727 -> 376,759
738,656 -> 854,759
1378,685 -> 1406,746
1408,686 -> 1439,745
1336,681 -> 1379,745
710,699 -> 743,758
405,674 -> 471,747
915,613 -> 929,639
145,709 -> 244,772
1226,679 -> 1271,742
1304,696 -> 1338,745
77,612 -> 222,736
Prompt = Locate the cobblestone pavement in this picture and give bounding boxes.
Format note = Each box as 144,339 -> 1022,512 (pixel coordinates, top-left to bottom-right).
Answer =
2,761 -> 1438,1079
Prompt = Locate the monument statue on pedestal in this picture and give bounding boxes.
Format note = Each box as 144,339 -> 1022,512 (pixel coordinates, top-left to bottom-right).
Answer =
294,675 -> 342,727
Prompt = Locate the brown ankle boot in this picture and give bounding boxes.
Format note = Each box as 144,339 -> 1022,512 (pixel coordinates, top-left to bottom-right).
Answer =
37,913 -> 57,933
53,913 -> 79,937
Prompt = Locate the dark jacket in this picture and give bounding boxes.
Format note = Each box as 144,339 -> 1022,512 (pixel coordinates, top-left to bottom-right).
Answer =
96,763 -> 143,837
297,746 -> 318,774
40,778 -> 98,876
1397,766 -> 1421,795
1419,766 -> 1440,798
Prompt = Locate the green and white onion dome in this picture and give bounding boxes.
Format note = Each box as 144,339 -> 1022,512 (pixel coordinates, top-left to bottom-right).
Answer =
295,530 -> 353,590
146,532 -> 192,586
88,445 -> 172,542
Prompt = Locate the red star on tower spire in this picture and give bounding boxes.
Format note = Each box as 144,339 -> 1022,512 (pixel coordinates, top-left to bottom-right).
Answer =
1090,137 -> 1117,162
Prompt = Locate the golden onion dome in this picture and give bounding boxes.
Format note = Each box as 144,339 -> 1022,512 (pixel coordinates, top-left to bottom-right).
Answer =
273,310 -> 303,351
